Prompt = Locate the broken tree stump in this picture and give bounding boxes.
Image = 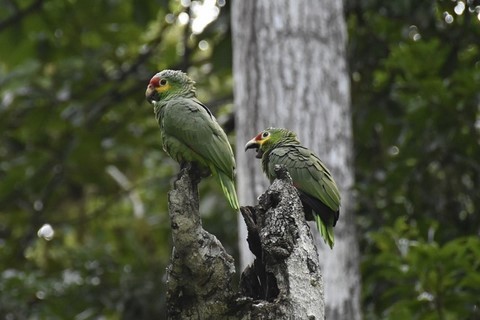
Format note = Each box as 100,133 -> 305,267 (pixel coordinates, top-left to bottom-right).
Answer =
165,165 -> 324,319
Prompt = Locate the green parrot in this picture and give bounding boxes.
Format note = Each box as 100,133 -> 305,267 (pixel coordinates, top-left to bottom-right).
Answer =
145,70 -> 239,210
245,128 -> 340,248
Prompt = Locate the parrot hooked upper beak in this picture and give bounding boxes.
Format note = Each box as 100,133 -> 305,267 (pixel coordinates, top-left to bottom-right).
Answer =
145,76 -> 162,104
245,131 -> 270,159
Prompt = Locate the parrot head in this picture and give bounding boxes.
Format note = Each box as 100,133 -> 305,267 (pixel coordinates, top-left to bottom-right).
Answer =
245,127 -> 299,158
146,69 -> 196,104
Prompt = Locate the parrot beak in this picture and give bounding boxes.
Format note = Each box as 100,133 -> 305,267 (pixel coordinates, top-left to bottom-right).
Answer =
145,84 -> 159,104
245,139 -> 263,159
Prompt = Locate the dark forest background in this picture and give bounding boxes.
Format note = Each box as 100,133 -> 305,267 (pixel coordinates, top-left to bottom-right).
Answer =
0,0 -> 479,319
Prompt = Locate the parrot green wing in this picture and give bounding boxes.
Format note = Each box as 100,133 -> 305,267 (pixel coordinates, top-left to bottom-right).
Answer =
161,97 -> 235,177
266,144 -> 340,248
267,145 -> 340,212
160,97 -> 239,210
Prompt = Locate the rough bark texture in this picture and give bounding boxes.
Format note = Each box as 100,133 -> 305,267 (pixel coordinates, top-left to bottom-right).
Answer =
239,165 -> 324,319
166,166 -> 324,319
232,1 -> 361,319
165,167 -> 236,319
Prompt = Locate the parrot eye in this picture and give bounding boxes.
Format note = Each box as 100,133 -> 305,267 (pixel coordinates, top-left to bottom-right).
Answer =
261,131 -> 270,138
159,79 -> 167,86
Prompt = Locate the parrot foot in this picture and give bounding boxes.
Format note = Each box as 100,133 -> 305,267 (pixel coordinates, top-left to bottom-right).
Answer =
179,161 -> 191,172
178,162 -> 210,184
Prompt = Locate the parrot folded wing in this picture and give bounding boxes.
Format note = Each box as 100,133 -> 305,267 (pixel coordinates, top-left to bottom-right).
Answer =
267,146 -> 339,248
162,98 -> 236,178
267,146 -> 340,213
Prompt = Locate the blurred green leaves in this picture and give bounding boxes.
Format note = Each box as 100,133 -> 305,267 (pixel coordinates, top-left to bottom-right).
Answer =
349,0 -> 480,318
0,0 -> 234,319
363,218 -> 480,320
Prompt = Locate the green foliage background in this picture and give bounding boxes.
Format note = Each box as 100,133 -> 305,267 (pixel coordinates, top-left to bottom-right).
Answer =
349,0 -> 480,318
0,0 -> 479,319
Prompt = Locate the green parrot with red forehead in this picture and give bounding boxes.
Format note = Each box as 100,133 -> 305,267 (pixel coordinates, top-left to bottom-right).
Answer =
245,128 -> 340,248
145,70 -> 239,210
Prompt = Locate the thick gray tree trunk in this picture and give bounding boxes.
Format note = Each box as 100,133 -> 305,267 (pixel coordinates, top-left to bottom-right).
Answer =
232,1 -> 361,319
165,166 -> 324,319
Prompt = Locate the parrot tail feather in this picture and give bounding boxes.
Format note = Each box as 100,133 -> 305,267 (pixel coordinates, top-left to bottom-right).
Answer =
315,214 -> 334,249
217,171 -> 240,210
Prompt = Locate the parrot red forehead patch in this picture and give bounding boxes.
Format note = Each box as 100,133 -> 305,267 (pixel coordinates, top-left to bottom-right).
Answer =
149,77 -> 160,87
255,132 -> 263,141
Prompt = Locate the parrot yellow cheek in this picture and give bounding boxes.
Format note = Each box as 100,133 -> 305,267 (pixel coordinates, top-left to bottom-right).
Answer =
156,83 -> 171,93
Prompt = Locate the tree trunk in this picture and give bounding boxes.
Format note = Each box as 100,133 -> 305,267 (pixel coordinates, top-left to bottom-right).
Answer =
232,1 -> 361,319
165,166 -> 324,319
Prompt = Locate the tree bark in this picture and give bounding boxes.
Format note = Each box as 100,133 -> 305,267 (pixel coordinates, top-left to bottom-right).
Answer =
165,166 -> 324,319
232,1 -> 361,319
165,168 -> 236,319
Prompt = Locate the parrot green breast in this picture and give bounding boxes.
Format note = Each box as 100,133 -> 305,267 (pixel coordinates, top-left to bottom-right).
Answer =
154,97 -> 236,179
262,143 -> 341,212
